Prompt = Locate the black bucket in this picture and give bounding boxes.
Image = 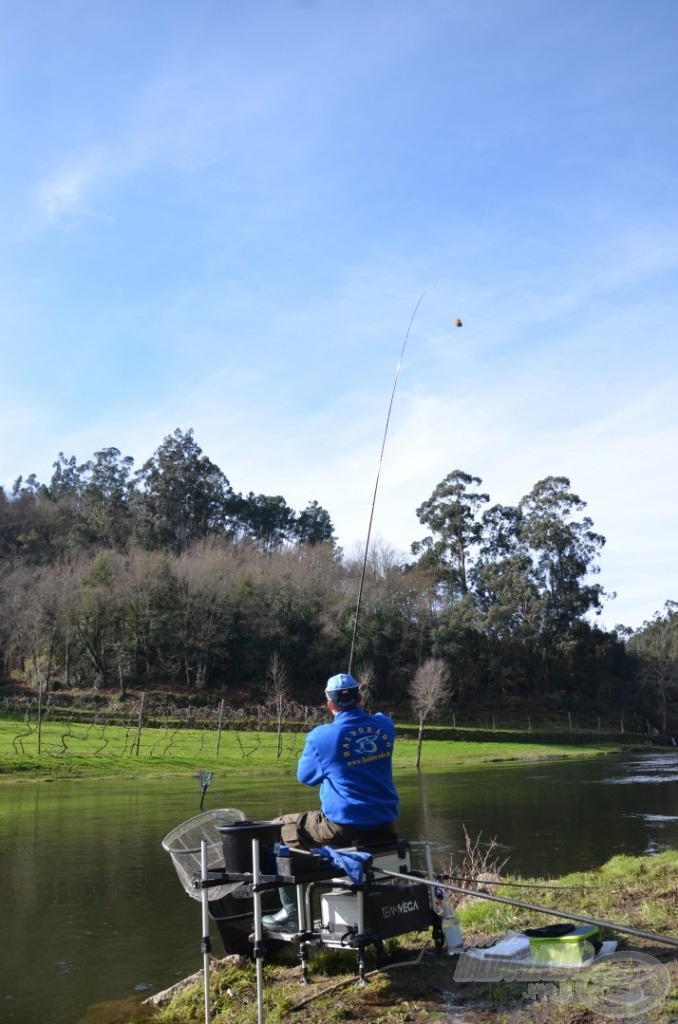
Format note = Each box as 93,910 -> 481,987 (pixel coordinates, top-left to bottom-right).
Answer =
217,819 -> 282,875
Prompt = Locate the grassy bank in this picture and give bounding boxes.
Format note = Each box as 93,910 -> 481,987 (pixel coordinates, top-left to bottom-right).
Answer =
0,715 -> 625,782
110,851 -> 678,1024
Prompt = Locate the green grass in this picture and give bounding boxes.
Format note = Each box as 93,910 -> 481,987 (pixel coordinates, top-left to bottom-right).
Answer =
0,715 -> 621,782
457,850 -> 678,940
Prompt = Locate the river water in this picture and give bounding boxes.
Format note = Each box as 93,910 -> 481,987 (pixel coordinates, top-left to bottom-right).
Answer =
0,750 -> 676,1024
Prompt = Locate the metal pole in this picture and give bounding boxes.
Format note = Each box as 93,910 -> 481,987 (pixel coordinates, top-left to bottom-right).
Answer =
423,842 -> 444,952
200,840 -> 211,1024
356,887 -> 367,984
252,838 -> 265,1024
424,842 -> 435,890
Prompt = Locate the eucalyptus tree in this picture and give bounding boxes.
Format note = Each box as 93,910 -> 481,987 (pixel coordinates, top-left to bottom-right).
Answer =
134,428 -> 234,553
411,470 -> 489,599
472,503 -> 544,644
293,500 -> 336,546
78,447 -> 135,548
239,493 -> 296,554
517,476 -> 607,635
49,453 -> 82,501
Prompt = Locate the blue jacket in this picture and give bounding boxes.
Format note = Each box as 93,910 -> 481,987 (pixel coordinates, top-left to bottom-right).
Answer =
297,707 -> 398,827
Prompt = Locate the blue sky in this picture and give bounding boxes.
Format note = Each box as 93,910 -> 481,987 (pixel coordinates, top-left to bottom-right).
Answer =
1,0 -> 676,632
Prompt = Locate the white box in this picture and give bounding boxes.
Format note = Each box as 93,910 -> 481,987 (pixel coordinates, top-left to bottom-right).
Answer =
321,890 -> 361,932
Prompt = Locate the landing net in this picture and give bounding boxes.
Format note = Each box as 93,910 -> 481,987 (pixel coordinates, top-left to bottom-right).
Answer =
162,808 -> 246,901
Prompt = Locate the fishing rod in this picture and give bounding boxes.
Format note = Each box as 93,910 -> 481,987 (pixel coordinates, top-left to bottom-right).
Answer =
347,287 -> 433,675
437,874 -> 614,892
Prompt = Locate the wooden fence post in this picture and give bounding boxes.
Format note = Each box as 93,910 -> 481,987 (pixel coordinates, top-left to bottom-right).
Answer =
134,692 -> 146,756
216,698 -> 225,756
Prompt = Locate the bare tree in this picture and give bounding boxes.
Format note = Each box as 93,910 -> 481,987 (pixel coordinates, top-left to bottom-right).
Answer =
409,657 -> 451,769
355,661 -> 376,713
267,652 -> 290,758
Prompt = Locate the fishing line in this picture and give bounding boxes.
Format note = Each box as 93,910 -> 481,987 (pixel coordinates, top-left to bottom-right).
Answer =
438,874 -> 613,892
347,287 -> 433,675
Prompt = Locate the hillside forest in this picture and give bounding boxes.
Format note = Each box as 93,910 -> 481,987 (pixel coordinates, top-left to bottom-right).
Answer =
1,428 -> 676,731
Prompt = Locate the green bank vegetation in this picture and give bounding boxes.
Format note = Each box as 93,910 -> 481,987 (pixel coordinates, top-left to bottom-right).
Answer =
114,852 -> 678,1024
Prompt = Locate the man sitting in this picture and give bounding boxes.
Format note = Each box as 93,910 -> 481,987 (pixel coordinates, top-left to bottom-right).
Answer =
263,672 -> 399,931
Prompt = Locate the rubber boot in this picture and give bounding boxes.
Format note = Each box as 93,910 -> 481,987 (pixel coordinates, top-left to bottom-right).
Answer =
261,885 -> 299,932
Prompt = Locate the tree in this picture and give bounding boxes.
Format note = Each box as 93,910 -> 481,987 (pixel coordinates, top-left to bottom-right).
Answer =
173,542 -> 238,688
409,657 -> 451,769
294,501 -> 336,546
412,471 -> 489,599
48,453 -> 82,501
473,502 -> 544,647
344,541 -> 431,684
355,662 -> 376,712
78,447 -> 135,548
70,552 -> 120,687
134,429 -> 233,553
627,602 -> 678,732
517,476 -> 607,634
239,493 -> 296,554
266,652 -> 290,758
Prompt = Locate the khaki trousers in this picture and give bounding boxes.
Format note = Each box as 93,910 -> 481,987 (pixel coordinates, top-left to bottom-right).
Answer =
276,810 -> 396,850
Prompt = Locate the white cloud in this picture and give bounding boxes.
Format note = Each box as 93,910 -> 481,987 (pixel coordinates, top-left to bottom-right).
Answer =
33,160 -> 98,221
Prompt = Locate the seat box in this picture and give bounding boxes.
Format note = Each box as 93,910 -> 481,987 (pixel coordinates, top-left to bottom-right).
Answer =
321,882 -> 431,940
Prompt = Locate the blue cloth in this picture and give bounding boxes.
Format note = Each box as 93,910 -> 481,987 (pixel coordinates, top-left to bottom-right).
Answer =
312,846 -> 373,884
296,707 -> 399,828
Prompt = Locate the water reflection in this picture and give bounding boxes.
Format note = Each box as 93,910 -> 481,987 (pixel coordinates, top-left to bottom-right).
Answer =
0,750 -> 675,1024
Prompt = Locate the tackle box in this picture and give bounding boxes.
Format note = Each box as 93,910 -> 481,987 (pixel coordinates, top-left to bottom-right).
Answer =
525,924 -> 602,965
275,845 -> 332,878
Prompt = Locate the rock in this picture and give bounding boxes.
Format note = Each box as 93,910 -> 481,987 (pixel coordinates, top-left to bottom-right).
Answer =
142,955 -> 248,1007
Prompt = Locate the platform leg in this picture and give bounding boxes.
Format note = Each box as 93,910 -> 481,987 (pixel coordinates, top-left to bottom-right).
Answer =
296,884 -> 311,984
356,889 -> 367,985
200,840 -> 211,1023
252,839 -> 265,1024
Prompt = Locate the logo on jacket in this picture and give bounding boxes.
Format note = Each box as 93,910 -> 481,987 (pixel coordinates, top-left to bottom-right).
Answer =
342,725 -> 392,764
354,736 -> 379,754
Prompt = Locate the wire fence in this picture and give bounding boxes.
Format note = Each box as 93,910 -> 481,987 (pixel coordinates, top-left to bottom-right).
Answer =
0,691 -> 668,763
0,692 -> 328,760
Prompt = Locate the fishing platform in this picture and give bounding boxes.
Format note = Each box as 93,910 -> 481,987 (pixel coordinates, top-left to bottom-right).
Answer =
163,808 -> 439,983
